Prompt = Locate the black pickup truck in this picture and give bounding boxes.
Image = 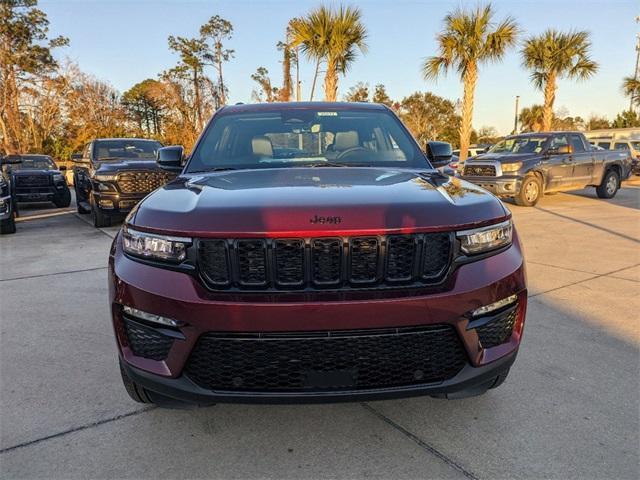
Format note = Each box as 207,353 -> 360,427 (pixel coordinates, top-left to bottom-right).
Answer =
72,138 -> 176,228
2,154 -> 71,207
0,155 -> 22,234
459,132 -> 633,206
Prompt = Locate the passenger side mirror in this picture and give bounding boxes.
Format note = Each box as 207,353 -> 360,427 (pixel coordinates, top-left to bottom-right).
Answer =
157,146 -> 184,172
58,165 -> 68,171
425,141 -> 453,167
548,145 -> 573,155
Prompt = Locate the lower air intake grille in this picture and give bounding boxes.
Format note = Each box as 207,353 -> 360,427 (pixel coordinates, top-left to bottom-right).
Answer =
123,318 -> 173,361
475,307 -> 518,348
184,325 -> 467,392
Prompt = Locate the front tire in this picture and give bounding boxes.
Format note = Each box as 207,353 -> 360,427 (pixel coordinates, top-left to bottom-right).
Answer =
596,169 -> 620,199
91,195 -> 112,228
514,175 -> 542,207
0,214 -> 16,234
53,189 -> 72,208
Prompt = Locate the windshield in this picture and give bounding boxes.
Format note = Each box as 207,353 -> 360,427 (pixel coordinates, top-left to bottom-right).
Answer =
488,137 -> 548,155
10,156 -> 56,170
94,140 -> 162,161
187,108 -> 427,173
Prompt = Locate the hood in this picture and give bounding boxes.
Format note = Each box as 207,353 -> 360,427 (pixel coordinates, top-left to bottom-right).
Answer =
95,159 -> 162,173
132,167 -> 508,236
469,152 -> 539,163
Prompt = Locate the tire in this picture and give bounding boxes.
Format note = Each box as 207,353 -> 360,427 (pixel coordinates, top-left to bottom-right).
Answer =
514,174 -> 542,207
596,169 -> 620,199
91,195 -> 111,228
119,361 -> 154,404
0,215 -> 16,234
53,189 -> 71,208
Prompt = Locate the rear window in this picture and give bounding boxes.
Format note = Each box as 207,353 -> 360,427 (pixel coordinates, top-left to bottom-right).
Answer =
187,109 -> 426,172
597,142 -> 611,150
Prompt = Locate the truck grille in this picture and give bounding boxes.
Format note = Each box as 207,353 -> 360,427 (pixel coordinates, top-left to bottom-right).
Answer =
117,171 -> 173,194
463,165 -> 496,177
197,233 -> 452,291
184,325 -> 467,392
15,175 -> 51,187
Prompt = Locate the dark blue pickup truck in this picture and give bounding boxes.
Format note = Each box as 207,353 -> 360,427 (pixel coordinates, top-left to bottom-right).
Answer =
459,132 -> 633,206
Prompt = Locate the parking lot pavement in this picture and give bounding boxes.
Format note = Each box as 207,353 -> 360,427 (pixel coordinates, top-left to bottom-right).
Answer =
1,185 -> 638,479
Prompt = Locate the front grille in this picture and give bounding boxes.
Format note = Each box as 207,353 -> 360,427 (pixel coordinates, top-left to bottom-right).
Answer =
463,165 -> 496,177
475,307 -> 518,348
197,233 -> 452,291
117,171 -> 173,194
123,317 -> 173,361
15,175 -> 50,187
185,325 -> 467,392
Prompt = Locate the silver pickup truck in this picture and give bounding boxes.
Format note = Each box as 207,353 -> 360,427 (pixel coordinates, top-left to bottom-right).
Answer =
459,132 -> 633,206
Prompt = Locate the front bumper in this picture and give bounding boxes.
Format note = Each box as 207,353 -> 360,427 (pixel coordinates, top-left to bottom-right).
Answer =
15,183 -> 68,202
93,190 -> 146,215
109,230 -> 527,403
459,175 -> 522,197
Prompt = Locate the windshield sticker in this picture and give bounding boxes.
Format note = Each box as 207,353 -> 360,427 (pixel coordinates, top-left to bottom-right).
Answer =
317,112 -> 338,116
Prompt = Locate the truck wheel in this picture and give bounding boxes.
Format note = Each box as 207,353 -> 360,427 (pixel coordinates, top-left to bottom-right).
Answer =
53,189 -> 72,208
514,175 -> 542,207
0,215 -> 16,234
596,169 -> 620,199
92,203 -> 112,228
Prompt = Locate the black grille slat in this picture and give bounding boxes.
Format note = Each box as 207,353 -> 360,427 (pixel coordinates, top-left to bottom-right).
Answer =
475,307 -> 518,348
274,239 -> 305,286
117,171 -> 172,194
185,325 -> 467,392
16,175 -> 50,187
236,240 -> 268,286
198,240 -> 230,286
463,165 -> 496,177
198,233 -> 452,291
123,318 -> 173,361
422,233 -> 451,278
350,237 -> 379,283
312,238 -> 342,285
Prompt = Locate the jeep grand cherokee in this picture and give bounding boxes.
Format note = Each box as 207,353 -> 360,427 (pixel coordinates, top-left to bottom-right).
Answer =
110,102 -> 527,406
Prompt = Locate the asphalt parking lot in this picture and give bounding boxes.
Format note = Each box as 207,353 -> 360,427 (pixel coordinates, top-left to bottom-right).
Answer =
1,182 -> 639,480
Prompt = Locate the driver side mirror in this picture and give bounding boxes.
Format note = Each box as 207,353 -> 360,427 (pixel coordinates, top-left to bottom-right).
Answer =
425,141 -> 453,167
548,145 -> 573,155
157,146 -> 184,172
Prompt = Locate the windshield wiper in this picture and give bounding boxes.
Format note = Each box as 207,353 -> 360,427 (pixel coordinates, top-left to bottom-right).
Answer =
304,162 -> 348,168
189,167 -> 238,173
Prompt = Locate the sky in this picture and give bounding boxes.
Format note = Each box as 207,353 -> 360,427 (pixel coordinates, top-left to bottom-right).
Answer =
40,0 -> 637,134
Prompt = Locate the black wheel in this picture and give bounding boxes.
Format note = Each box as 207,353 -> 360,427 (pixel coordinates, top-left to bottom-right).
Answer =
91,195 -> 111,228
119,361 -> 154,404
596,169 -> 620,199
514,174 -> 542,207
0,215 -> 16,234
53,189 -> 71,208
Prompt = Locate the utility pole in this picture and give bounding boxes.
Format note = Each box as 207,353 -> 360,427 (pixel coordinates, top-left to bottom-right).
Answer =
296,45 -> 301,102
514,95 -> 520,134
632,30 -> 640,112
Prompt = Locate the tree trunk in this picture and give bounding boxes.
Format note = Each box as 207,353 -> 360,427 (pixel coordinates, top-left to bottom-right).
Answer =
458,63 -> 477,163
323,59 -> 338,102
309,59 -> 320,101
193,70 -> 202,131
217,44 -> 226,106
542,71 -> 556,132
281,45 -> 291,102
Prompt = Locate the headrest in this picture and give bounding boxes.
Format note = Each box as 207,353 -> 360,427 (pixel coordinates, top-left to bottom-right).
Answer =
334,131 -> 359,151
251,136 -> 273,157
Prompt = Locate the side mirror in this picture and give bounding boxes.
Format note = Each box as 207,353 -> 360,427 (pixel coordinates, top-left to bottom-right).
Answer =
425,141 -> 453,167
71,153 -> 83,162
1,155 -> 22,165
548,145 -> 573,155
58,165 -> 68,171
157,146 -> 184,172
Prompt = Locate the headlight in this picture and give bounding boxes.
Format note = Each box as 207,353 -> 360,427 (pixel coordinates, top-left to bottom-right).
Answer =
122,226 -> 191,262
501,162 -> 522,173
53,173 -> 65,182
457,220 -> 512,255
94,174 -> 118,181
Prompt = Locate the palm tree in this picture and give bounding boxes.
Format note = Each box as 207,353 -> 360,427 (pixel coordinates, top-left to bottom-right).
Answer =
521,30 -> 598,132
622,76 -> 640,109
290,5 -> 367,102
519,105 -> 545,132
423,4 -> 518,162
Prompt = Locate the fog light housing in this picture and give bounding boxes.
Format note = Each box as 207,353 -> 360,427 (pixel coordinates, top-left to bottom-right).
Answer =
472,294 -> 518,317
123,305 -> 184,328
98,199 -> 114,209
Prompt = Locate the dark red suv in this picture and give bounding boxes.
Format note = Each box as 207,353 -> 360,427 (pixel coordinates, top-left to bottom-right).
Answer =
109,102 -> 527,406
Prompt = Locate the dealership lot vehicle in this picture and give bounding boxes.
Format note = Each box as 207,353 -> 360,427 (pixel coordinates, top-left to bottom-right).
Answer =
1,183 -> 638,479
460,132 -> 633,206
111,102 -> 527,406
72,138 -> 175,228
0,155 -> 22,234
2,154 -> 71,208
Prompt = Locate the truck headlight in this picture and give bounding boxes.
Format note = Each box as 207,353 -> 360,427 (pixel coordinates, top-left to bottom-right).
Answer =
501,162 -> 522,173
95,174 -> 118,181
122,226 -> 191,262
53,173 -> 65,183
457,220 -> 512,255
